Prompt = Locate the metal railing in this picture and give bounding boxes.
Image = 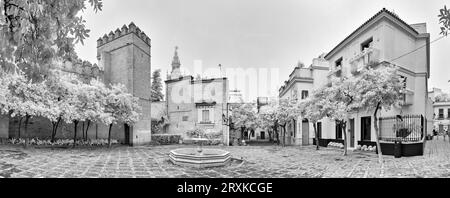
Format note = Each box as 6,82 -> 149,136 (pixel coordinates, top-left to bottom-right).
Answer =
379,114 -> 424,142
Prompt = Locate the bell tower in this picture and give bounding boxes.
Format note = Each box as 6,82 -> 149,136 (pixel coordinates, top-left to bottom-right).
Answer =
96,22 -> 152,145
170,46 -> 182,79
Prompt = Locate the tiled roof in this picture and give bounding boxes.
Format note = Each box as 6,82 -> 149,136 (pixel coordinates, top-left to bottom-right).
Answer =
325,8 -> 419,59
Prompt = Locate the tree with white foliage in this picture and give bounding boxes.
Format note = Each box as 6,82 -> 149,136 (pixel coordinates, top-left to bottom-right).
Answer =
230,103 -> 258,141
276,98 -> 300,147
257,101 -> 279,143
325,77 -> 361,156
0,0 -> 103,81
353,65 -> 404,163
300,86 -> 332,150
0,69 -> 54,146
102,83 -> 141,147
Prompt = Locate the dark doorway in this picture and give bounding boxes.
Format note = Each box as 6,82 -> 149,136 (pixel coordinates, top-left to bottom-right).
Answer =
335,122 -> 343,139
361,117 -> 371,141
317,122 -> 322,139
124,124 -> 131,146
261,131 -> 266,140
349,119 -> 355,147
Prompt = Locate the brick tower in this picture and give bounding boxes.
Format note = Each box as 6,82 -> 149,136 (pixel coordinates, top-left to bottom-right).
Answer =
97,22 -> 152,146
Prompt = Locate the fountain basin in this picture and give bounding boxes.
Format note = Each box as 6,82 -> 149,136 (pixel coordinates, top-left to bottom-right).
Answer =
169,148 -> 231,168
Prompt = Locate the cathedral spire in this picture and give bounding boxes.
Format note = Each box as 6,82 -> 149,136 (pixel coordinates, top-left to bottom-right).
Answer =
170,46 -> 182,79
171,46 -> 181,70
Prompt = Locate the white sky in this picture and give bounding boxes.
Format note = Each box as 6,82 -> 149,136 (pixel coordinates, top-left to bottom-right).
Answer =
75,0 -> 450,100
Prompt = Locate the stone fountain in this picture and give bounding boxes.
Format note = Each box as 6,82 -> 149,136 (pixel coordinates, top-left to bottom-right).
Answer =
169,137 -> 231,168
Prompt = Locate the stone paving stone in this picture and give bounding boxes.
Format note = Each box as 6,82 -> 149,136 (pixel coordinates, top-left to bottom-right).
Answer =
1,139 -> 450,178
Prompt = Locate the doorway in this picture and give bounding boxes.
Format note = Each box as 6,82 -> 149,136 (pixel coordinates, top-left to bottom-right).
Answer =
302,119 -> 309,145
349,119 -> 355,148
361,117 -> 371,141
124,124 -> 131,146
261,131 -> 266,140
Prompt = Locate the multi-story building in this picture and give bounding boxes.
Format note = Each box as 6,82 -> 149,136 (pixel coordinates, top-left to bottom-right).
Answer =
165,48 -> 229,145
429,88 -> 450,134
278,56 -> 330,145
321,8 -> 433,150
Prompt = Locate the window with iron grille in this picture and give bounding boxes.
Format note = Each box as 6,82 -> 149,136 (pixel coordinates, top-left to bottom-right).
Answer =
439,109 -> 444,119
202,110 -> 210,123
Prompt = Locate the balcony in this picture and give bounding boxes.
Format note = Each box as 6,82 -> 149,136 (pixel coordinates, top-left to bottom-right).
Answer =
350,47 -> 381,74
399,89 -> 414,106
327,66 -> 342,78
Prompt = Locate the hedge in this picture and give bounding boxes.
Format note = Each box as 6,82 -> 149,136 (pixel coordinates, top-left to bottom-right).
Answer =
151,134 -> 182,145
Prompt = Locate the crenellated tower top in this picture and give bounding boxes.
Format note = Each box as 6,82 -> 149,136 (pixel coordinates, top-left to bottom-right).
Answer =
96,22 -> 151,47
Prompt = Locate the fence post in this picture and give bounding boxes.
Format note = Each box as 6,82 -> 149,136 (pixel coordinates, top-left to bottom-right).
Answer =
421,115 -> 424,140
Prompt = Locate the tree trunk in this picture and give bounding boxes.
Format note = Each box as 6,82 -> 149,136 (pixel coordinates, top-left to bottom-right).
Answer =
18,117 -> 23,139
84,120 -> 91,141
282,125 -> 286,147
373,102 -> 383,164
51,122 -> 57,142
341,121 -> 348,156
82,122 -> 85,140
313,122 -> 320,150
73,120 -> 79,148
108,123 -> 113,148
51,117 -> 62,143
23,115 -> 30,148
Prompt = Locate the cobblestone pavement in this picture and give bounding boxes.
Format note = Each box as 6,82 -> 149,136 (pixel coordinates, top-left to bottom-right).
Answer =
1,138 -> 450,178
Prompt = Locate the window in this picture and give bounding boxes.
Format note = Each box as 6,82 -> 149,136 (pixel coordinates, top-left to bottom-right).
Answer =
439,109 -> 444,119
202,110 -> 210,123
301,90 -> 309,99
182,116 -> 189,121
335,57 -> 343,77
335,57 -> 343,68
361,37 -> 373,51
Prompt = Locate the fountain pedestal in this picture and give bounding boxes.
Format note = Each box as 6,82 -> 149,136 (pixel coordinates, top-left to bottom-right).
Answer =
169,138 -> 231,168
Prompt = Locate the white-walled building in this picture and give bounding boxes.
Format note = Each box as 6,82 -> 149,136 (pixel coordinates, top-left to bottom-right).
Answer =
278,56 -> 330,145
429,88 -> 450,133
322,8 -> 433,150
278,8 -> 433,153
